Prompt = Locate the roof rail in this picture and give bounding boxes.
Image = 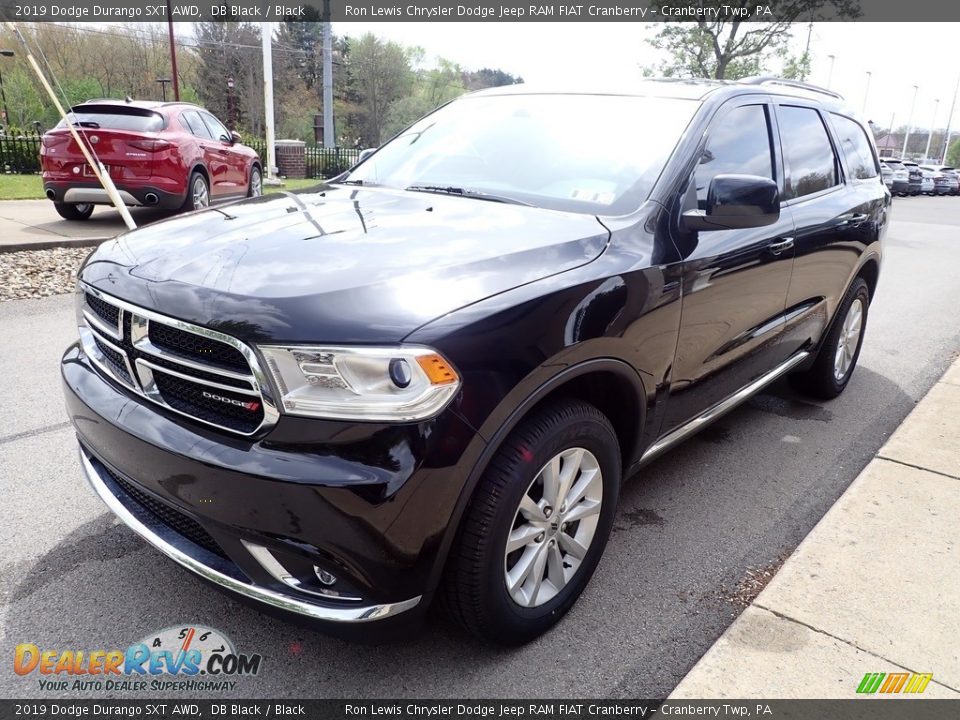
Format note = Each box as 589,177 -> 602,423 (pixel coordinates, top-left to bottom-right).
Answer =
739,76 -> 844,101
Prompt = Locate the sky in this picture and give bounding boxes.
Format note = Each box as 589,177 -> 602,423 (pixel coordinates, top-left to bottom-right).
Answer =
335,21 -> 954,133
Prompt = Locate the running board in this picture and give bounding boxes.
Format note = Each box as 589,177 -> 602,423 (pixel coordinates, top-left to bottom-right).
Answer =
639,351 -> 811,466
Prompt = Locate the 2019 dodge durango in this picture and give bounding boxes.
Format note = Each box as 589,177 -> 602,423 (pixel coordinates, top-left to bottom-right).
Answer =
62,78 -> 887,644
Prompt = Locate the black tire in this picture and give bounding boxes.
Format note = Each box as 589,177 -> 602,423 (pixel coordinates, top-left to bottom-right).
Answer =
442,399 -> 621,645
790,277 -> 870,400
247,165 -> 263,198
53,202 -> 94,221
181,171 -> 210,211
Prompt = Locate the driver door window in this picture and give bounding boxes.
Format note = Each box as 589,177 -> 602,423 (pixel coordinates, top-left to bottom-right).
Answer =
695,104 -> 775,209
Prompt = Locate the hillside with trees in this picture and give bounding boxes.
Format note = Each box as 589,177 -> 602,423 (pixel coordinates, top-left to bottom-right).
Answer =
1,23 -> 522,146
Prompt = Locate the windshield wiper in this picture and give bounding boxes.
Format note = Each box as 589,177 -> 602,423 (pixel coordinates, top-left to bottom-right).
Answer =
337,178 -> 365,186
405,185 -> 532,206
72,121 -> 100,129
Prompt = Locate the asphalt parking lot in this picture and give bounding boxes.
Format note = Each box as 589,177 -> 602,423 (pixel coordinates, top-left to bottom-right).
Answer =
1,195 -> 959,699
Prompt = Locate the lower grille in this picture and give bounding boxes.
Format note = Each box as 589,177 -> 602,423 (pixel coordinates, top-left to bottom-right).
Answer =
106,466 -> 227,560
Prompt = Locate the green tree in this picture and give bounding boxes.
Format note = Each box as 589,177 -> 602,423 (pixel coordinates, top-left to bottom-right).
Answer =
345,34 -> 414,145
647,1 -> 860,80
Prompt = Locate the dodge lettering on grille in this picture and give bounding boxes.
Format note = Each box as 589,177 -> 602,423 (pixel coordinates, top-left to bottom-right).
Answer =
201,391 -> 261,412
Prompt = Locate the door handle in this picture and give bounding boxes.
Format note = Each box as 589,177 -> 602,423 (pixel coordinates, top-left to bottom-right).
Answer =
768,238 -> 794,256
839,213 -> 868,226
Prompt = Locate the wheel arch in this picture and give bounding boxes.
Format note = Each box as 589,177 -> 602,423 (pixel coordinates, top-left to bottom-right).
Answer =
427,358 -> 647,597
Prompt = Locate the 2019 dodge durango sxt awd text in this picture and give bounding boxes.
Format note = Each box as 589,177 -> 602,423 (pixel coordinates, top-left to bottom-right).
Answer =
62,78 -> 887,644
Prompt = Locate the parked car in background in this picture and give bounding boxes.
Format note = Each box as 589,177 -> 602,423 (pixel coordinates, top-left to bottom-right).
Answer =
879,158 -> 910,195
919,167 -> 936,194
63,78 -> 887,643
41,100 -> 262,220
921,166 -> 953,195
900,160 -> 924,195
935,166 -> 960,194
879,161 -> 894,190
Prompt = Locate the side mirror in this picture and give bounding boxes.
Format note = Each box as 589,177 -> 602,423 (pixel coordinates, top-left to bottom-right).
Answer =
229,131 -> 242,145
682,174 -> 780,231
357,147 -> 377,164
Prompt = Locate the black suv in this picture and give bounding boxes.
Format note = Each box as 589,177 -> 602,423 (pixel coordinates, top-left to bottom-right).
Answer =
63,78 -> 887,644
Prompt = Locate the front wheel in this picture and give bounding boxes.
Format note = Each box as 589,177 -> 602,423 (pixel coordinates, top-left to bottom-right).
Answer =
53,202 -> 94,221
247,165 -> 263,198
442,399 -> 621,644
790,277 -> 870,400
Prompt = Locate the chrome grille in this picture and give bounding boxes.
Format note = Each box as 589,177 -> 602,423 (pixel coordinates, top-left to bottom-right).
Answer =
79,284 -> 278,436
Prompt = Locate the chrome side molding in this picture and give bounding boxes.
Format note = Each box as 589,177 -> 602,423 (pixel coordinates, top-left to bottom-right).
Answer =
640,351 -> 811,466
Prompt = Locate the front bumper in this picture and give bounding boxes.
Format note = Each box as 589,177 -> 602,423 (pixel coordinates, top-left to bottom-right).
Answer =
62,342 -> 482,629
78,447 -> 421,623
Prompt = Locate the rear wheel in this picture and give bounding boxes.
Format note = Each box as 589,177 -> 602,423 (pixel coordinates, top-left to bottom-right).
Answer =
182,171 -> 210,211
442,399 -> 621,645
790,277 -> 870,400
53,202 -> 94,221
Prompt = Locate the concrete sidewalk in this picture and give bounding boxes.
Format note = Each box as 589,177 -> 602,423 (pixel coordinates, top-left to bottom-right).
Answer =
0,199 -> 171,252
671,357 -> 960,699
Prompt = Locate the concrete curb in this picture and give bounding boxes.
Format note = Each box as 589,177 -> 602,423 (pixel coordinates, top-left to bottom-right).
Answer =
0,236 -> 108,254
669,355 -> 960,699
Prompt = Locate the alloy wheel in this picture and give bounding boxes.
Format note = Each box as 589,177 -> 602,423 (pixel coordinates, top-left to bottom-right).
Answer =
193,177 -> 209,209
504,447 -> 603,608
834,297 -> 863,381
250,169 -> 263,197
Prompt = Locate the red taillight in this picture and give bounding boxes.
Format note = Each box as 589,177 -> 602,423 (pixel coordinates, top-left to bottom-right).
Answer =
127,138 -> 173,152
41,134 -> 69,148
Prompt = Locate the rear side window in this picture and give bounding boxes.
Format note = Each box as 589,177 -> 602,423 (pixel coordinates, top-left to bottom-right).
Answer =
696,104 -> 774,209
61,107 -> 163,132
778,106 -> 840,200
181,110 -> 213,139
831,114 -> 879,180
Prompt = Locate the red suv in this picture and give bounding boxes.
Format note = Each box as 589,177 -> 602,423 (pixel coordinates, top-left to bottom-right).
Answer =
40,100 -> 262,220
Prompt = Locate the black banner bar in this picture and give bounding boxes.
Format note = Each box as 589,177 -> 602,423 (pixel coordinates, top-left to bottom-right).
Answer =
0,0 -> 958,23
2,700 -> 960,720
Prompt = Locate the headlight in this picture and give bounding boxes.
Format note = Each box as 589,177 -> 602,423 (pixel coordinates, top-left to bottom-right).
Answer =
258,345 -> 460,421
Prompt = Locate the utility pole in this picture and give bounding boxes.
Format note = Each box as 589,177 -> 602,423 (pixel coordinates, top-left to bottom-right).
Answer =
923,98 -> 940,163
802,22 -> 813,81
941,76 -> 959,165
165,0 -> 179,101
862,71 -> 871,115
262,22 -> 277,180
902,85 -> 919,158
322,0 -> 334,148
826,54 -> 836,89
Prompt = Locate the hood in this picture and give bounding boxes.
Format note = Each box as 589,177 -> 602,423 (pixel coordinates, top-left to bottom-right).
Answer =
80,186 -> 610,343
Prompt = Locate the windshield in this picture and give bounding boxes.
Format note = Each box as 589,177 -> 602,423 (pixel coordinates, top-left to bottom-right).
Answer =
342,93 -> 699,215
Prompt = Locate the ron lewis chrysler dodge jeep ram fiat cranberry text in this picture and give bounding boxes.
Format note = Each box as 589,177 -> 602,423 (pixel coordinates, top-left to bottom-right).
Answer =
62,78 -> 887,644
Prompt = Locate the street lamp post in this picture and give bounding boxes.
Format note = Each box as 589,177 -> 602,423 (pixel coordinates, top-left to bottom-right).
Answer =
227,77 -> 236,129
156,78 -> 171,102
924,98 -> 940,163
902,85 -> 919,158
826,54 -> 836,89
0,50 -> 14,127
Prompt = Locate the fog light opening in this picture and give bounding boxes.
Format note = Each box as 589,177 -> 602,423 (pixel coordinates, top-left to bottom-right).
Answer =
314,566 -> 337,586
